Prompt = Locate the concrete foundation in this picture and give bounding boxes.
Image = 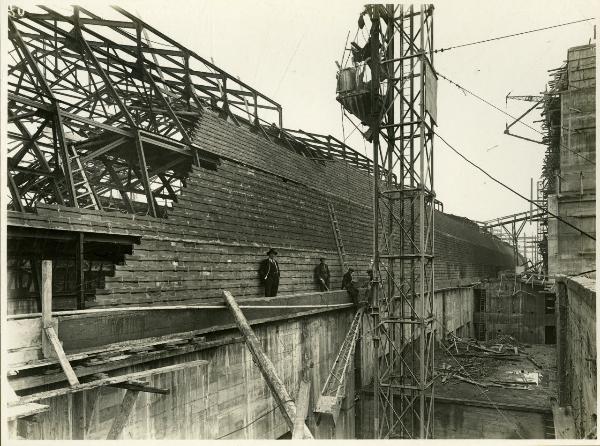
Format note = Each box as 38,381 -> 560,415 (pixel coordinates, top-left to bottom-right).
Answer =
359,392 -> 552,439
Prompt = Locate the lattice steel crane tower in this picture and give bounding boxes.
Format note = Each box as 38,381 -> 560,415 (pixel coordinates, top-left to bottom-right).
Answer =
337,4 -> 437,439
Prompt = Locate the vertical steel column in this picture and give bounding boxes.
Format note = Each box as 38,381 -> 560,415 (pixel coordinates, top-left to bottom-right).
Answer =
370,5 -> 382,438
397,5 -> 407,435
369,4 -> 435,439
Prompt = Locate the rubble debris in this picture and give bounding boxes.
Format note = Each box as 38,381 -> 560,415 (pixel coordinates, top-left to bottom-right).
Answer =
437,333 -> 548,390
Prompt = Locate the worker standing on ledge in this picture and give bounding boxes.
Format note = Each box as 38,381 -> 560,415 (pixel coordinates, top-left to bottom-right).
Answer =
316,258 -> 330,291
341,267 -> 354,290
260,248 -> 280,297
341,267 -> 359,304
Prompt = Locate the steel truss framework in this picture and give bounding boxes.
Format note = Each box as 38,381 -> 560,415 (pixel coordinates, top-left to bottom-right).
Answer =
6,5 -> 287,216
479,208 -> 547,271
365,4 -> 436,439
6,6 -> 388,217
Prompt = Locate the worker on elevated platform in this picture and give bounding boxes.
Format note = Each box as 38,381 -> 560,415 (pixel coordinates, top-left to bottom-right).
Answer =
342,267 -> 359,304
260,248 -> 280,297
316,258 -> 330,291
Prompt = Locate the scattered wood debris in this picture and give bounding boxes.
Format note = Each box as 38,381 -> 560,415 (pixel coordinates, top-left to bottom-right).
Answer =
437,333 -> 545,390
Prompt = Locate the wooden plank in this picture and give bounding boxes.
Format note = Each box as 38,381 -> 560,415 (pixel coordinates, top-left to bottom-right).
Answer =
44,326 -> 80,386
84,389 -> 101,437
41,260 -> 53,358
6,318 -> 42,350
8,291 -> 352,353
222,290 -> 313,439
454,374 -> 487,387
6,402 -> 49,421
11,359 -> 208,405
10,329 -> 211,372
292,378 -> 311,439
11,336 -> 240,391
110,380 -> 169,395
106,389 -> 140,440
72,391 -> 85,439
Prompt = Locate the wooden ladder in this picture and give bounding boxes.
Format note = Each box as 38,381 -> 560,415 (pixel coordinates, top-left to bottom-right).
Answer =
69,144 -> 101,210
327,201 -> 349,273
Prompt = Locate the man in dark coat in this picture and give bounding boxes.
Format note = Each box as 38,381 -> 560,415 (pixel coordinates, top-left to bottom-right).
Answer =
316,258 -> 330,291
260,248 -> 280,297
341,267 -> 359,305
341,268 -> 354,290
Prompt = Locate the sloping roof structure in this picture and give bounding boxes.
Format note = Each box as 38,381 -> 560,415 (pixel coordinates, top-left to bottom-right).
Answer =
7,5 -> 378,217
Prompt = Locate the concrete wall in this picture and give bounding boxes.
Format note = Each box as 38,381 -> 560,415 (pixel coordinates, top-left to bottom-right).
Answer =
12,292 -> 358,440
474,274 -> 555,344
358,393 -> 550,439
556,275 -> 596,438
433,400 -> 549,439
435,286 -> 475,339
547,44 -> 595,276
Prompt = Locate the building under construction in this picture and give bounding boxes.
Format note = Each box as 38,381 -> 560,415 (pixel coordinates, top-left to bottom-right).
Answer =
3,4 -> 596,441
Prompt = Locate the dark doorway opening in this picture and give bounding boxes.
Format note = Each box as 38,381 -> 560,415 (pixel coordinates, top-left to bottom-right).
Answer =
7,227 -> 137,313
545,325 -> 556,344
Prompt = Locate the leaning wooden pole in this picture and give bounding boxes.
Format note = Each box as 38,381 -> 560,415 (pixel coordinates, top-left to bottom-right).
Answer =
222,290 -> 313,439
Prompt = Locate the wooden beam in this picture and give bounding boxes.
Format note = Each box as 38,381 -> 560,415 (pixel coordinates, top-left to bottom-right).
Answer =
11,360 -> 208,405
72,392 -> 86,439
41,260 -> 53,358
222,290 -> 313,439
292,378 -> 311,439
110,380 -> 169,395
106,389 -> 139,440
44,326 -> 80,386
84,389 -> 101,437
10,336 -> 235,392
41,260 -> 80,385
6,402 -> 50,421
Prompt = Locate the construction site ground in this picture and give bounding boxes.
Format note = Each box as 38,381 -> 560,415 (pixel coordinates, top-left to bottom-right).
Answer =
435,337 -> 557,410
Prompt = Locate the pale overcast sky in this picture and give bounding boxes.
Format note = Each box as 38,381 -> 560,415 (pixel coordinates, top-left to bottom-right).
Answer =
11,0 -> 597,233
